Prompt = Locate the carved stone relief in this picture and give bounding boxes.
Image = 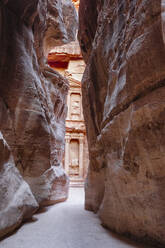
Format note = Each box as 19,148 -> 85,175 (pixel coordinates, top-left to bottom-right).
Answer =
69,139 -> 79,177
70,93 -> 81,119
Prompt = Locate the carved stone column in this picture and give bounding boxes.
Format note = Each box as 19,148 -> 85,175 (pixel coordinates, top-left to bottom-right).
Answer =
80,94 -> 83,120
79,134 -> 84,178
65,134 -> 70,175
67,92 -> 71,119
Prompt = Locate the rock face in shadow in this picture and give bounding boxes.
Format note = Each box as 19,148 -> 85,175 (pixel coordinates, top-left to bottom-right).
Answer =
0,132 -> 38,238
79,0 -> 165,246
0,0 -> 77,238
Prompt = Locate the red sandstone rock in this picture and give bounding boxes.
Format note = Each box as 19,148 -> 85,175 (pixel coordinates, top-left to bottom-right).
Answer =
79,0 -> 165,246
0,0 -> 77,238
0,132 -> 38,238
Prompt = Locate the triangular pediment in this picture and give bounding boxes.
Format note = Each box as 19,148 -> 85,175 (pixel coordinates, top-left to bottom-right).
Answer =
67,76 -> 81,88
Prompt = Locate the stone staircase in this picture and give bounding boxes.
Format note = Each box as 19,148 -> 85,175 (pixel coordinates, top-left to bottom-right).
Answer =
70,178 -> 84,188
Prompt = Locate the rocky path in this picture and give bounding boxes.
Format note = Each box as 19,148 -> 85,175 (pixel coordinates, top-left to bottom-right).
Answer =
0,188 -> 148,248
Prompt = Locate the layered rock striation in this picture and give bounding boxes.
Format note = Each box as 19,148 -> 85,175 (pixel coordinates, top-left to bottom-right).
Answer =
79,0 -> 165,246
0,0 -> 77,238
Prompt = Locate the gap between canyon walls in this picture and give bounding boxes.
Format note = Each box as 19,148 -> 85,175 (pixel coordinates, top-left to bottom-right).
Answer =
0,0 -> 78,239
78,0 -> 165,247
47,0 -> 89,188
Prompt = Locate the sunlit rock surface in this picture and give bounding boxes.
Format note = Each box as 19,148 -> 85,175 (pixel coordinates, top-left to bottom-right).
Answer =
0,0 -> 77,238
79,0 -> 165,246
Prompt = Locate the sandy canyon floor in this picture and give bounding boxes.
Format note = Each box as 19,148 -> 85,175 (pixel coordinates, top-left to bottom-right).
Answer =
0,188 -> 149,248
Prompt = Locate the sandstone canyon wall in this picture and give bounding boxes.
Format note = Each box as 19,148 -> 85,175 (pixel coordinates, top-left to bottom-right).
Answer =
79,0 -> 165,246
0,0 -> 77,238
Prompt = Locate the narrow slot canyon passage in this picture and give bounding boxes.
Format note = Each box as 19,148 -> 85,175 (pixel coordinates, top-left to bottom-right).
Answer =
0,188 -> 147,248
1,0 -> 165,247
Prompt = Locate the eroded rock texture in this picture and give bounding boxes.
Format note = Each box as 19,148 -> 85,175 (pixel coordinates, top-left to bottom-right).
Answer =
79,0 -> 165,246
0,132 -> 38,238
0,0 -> 77,238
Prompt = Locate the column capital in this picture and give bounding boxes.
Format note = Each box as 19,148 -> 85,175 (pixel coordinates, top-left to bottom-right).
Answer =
79,133 -> 84,143
65,134 -> 70,143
